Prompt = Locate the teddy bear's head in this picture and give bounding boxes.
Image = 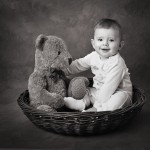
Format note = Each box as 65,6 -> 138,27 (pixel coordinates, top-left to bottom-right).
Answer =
34,34 -> 72,71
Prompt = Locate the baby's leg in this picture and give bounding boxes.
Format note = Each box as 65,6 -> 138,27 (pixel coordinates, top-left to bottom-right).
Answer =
97,91 -> 132,111
64,97 -> 86,111
64,89 -> 91,111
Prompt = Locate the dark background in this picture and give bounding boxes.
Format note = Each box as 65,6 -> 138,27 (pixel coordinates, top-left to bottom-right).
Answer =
0,0 -> 150,149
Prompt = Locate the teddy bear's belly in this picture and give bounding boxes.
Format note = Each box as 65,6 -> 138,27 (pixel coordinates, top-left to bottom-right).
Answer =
47,79 -> 67,97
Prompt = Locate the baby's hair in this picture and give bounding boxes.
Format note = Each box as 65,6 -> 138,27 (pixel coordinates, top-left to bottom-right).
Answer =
94,18 -> 123,40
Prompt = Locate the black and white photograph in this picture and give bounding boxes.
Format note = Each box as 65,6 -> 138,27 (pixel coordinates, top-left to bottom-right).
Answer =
0,0 -> 150,149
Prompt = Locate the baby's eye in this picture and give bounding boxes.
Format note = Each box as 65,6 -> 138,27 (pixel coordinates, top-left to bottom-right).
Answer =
58,51 -> 61,55
109,39 -> 114,42
98,39 -> 103,41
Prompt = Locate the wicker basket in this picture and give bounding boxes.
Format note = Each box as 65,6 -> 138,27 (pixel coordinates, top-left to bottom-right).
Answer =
17,86 -> 145,136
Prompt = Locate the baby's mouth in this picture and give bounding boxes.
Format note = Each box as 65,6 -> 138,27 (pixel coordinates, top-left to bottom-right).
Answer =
101,48 -> 110,52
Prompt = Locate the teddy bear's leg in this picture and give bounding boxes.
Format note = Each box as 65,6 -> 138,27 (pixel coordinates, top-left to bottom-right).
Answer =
37,105 -> 57,112
29,74 -> 65,111
68,77 -> 89,99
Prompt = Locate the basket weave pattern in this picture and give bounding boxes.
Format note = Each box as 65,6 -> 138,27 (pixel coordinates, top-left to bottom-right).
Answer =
17,86 -> 145,135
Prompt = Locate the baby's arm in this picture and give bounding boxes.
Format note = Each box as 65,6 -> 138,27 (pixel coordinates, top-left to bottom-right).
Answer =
94,64 -> 124,109
63,53 -> 92,76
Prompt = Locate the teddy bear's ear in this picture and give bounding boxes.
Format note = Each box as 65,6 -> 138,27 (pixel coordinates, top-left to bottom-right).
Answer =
35,34 -> 48,51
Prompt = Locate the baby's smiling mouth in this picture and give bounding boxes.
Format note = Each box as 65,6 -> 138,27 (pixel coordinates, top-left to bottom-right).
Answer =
101,48 -> 110,52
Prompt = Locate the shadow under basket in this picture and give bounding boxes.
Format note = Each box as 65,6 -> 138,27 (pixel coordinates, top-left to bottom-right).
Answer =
17,86 -> 145,136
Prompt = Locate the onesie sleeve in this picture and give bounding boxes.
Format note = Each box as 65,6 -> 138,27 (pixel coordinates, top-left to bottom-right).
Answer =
64,52 -> 94,76
94,63 -> 125,109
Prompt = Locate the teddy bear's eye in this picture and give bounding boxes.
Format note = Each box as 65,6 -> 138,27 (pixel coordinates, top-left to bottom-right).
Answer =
58,51 -> 61,55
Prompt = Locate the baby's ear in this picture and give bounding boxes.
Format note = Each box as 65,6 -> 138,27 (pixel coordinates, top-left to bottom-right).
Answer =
35,34 -> 48,51
91,39 -> 95,49
119,41 -> 125,50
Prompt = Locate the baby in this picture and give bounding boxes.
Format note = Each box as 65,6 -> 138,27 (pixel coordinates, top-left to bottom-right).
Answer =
64,18 -> 132,112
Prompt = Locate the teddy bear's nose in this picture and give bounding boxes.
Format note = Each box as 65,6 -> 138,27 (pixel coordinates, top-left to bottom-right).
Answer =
68,58 -> 72,65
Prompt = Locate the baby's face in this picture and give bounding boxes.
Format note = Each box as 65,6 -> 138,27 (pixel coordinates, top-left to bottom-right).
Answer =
91,28 -> 124,60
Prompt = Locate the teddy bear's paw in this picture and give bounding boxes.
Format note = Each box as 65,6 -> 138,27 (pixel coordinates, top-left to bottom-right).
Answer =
49,93 -> 65,109
37,105 -> 57,112
68,77 -> 89,99
78,77 -> 90,87
52,93 -> 63,101
57,89 -> 66,97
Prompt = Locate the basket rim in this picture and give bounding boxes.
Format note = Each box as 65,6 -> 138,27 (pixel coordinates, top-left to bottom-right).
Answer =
17,86 -> 146,135
17,86 -> 145,117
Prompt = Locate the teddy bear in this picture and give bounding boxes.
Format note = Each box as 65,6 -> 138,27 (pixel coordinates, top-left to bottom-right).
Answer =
64,76 -> 91,111
68,76 -> 90,99
28,34 -> 72,112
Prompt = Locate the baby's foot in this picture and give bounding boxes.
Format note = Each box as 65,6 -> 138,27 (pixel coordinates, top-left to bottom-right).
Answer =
83,107 -> 97,112
64,97 -> 85,111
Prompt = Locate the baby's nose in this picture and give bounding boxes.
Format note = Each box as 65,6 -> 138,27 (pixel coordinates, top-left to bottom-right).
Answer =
68,58 -> 72,65
103,40 -> 109,46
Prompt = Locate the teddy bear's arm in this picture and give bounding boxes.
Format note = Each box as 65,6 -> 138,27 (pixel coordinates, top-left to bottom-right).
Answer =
28,72 -> 64,109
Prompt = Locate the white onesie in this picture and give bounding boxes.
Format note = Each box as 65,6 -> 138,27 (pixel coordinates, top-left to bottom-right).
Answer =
64,51 -> 132,111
